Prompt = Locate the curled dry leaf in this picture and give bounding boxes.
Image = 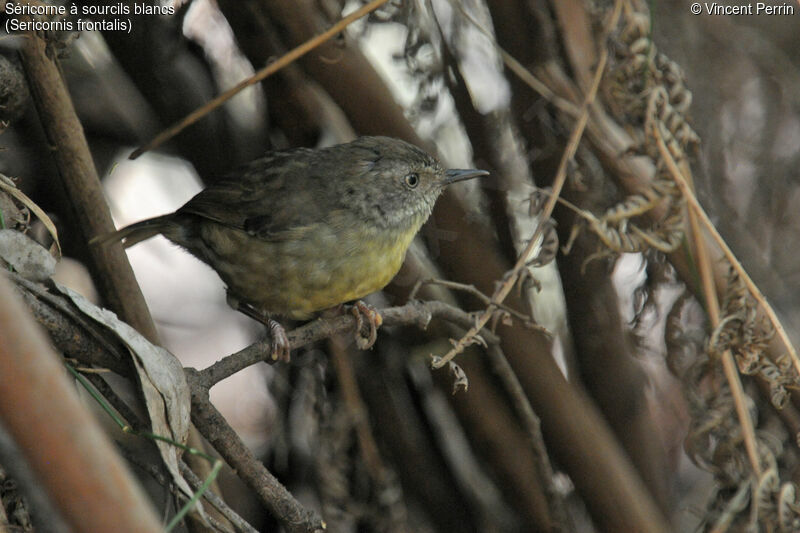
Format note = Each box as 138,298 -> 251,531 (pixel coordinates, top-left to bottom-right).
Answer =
54,285 -> 202,518
429,356 -> 469,394
449,361 -> 469,394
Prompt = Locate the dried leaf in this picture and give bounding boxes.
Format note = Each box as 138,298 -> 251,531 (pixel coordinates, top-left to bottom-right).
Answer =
54,285 -> 201,517
449,362 -> 468,394
0,229 -> 56,281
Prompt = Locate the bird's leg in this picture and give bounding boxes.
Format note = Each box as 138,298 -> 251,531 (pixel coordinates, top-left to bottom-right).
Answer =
226,292 -> 291,362
348,300 -> 383,350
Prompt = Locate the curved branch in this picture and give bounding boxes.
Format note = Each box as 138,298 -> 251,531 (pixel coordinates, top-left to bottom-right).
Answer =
0,274 -> 163,533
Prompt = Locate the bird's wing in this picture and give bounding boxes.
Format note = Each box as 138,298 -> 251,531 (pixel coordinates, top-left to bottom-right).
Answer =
178,148 -> 322,241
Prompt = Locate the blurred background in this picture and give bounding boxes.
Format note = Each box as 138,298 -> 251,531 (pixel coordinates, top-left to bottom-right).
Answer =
2,0 -> 800,531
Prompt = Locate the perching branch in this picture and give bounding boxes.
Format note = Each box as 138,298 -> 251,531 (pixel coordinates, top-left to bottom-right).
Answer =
12,274 -> 505,532
196,300 -> 500,389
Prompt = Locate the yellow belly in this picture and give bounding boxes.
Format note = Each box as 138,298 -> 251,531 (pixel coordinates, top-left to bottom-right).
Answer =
196,221 -> 419,319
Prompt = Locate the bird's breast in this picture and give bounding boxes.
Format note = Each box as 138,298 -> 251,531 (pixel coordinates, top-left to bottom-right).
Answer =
193,214 -> 425,318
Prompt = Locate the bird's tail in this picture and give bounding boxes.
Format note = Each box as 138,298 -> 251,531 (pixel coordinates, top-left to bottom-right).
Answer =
90,215 -> 175,249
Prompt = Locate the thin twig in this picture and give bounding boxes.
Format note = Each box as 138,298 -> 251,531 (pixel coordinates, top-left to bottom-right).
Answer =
486,345 -> 570,531
653,124 -> 763,477
82,372 -> 147,434
653,127 -> 800,376
443,0 -> 580,117
180,462 -> 259,533
130,0 -> 390,159
409,278 -> 534,325
433,2 -> 623,368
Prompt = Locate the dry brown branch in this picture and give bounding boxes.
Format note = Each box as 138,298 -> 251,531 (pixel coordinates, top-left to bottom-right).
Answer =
0,274 -> 162,533
654,125 -> 800,377
179,462 -> 259,533
18,28 -> 159,344
419,134 -> 672,532
435,0 -> 623,368
197,300 -> 500,388
653,124 -> 763,477
502,328 -> 671,532
18,27 -> 242,521
430,10 -> 568,528
485,345 -> 570,530
186,368 -> 324,533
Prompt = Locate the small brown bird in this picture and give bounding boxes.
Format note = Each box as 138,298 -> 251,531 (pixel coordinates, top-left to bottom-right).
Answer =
94,136 -> 488,360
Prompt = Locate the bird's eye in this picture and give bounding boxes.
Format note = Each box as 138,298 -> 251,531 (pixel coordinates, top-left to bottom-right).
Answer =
404,172 -> 419,189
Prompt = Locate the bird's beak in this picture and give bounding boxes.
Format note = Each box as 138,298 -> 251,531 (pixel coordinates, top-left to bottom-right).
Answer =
442,168 -> 490,186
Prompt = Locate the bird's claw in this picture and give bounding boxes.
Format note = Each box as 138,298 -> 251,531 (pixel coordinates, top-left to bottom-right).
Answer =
267,319 -> 291,362
351,301 -> 382,350
228,292 -> 291,362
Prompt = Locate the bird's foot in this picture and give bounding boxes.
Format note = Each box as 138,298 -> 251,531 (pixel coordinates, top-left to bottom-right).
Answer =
349,300 -> 383,350
228,293 -> 291,362
265,318 -> 291,363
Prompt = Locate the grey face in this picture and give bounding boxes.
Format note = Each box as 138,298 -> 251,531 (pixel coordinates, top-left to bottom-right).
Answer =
329,136 -> 488,229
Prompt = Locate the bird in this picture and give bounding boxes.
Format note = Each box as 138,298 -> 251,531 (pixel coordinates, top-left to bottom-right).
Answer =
93,136 -> 489,361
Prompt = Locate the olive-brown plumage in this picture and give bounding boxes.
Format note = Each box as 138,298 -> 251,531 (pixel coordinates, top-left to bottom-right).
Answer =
95,136 -> 488,358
